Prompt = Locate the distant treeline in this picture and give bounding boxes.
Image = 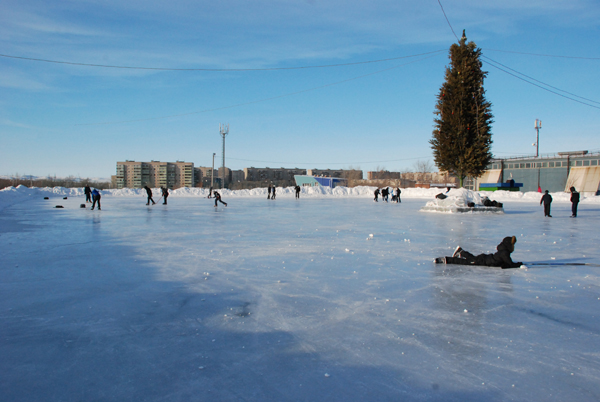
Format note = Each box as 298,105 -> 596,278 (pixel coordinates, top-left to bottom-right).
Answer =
0,176 -> 111,190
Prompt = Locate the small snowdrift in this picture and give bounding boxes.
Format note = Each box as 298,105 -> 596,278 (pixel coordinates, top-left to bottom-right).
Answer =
420,188 -> 504,214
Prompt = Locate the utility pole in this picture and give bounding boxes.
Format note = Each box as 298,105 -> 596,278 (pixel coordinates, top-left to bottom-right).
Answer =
220,123 -> 229,189
211,153 -> 216,189
535,119 -> 542,191
534,119 -> 541,157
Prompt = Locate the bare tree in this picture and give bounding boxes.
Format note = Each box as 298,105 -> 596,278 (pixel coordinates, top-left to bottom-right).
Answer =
413,160 -> 435,173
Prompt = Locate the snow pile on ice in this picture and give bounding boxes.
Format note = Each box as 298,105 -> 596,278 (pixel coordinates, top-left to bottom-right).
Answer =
420,188 -> 503,213
2,184 -> 599,211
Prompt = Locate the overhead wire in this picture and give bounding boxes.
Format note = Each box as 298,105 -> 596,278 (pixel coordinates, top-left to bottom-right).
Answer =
0,50 -> 445,71
482,56 -> 600,110
75,51 -> 445,126
482,49 -> 600,60
482,56 -> 600,105
436,0 -> 459,41
226,155 -> 432,166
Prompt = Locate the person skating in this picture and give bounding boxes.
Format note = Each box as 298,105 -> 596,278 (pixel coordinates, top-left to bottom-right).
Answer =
214,191 -> 227,207
161,187 -> 169,205
396,187 -> 401,203
570,186 -> 580,217
374,188 -> 380,202
84,185 -> 92,203
144,186 -> 156,205
267,184 -> 272,200
295,185 -> 301,199
272,186 -> 276,200
434,236 -> 522,269
540,190 -> 552,217
382,187 -> 389,202
91,188 -> 101,210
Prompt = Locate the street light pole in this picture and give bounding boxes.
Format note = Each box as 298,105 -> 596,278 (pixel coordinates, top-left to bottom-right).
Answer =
534,119 -> 541,157
211,153 -> 216,189
535,119 -> 542,191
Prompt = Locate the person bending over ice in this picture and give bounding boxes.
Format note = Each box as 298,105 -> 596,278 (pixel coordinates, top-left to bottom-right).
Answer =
434,236 -> 522,269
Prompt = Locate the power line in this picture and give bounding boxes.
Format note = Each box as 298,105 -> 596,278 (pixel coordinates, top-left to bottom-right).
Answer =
482,56 -> 600,110
482,56 -> 600,105
436,0 -> 459,41
76,52 -> 444,126
483,49 -> 600,60
227,156 -> 432,166
0,50 -> 445,72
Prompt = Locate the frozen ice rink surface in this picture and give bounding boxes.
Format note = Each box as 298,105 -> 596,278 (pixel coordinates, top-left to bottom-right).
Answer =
1,195 -> 600,401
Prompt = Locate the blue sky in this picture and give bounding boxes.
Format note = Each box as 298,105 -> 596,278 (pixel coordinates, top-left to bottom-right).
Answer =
1,0 -> 599,179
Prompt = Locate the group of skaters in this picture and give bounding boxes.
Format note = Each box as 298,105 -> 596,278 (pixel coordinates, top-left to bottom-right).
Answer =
539,186 -> 580,218
84,185 -> 102,210
143,186 -> 170,205
373,187 -> 401,203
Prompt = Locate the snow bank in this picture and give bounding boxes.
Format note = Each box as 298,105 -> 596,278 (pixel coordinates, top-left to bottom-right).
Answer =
1,184 -> 599,211
420,188 -> 504,214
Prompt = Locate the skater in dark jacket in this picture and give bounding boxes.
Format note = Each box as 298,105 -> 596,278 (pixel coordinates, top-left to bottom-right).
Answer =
144,186 -> 155,205
161,187 -> 169,205
374,188 -> 380,202
382,187 -> 389,202
540,190 -> 552,217
295,185 -> 301,199
84,185 -> 92,203
267,184 -> 272,200
272,186 -> 276,200
91,189 -> 101,210
396,187 -> 401,203
434,236 -> 522,269
570,187 -> 580,217
214,191 -> 227,207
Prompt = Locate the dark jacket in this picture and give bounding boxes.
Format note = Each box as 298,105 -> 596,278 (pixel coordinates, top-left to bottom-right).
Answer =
540,193 -> 552,205
571,192 -> 580,204
84,186 -> 91,194
144,186 -> 152,196
475,237 -> 522,269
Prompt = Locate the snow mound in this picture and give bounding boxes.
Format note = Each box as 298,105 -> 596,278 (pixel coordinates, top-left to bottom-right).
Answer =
420,188 -> 504,214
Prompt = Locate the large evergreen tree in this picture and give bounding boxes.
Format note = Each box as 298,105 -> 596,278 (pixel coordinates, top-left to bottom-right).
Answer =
430,31 -> 493,187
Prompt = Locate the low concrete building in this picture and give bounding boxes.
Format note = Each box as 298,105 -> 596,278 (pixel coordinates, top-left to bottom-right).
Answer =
475,150 -> 600,195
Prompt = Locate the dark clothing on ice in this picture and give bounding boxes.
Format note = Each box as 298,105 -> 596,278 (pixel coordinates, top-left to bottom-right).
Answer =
540,192 -> 552,217
91,189 -> 101,210
271,187 -> 276,200
382,187 -> 389,202
295,185 -> 301,199
440,237 -> 522,269
396,188 -> 401,203
214,191 -> 227,207
161,187 -> 169,205
570,187 -> 580,217
84,186 -> 92,203
374,189 -> 380,202
267,185 -> 272,200
144,186 -> 155,205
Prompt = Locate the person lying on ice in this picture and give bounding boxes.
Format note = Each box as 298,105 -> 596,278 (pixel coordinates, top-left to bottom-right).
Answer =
434,236 -> 523,269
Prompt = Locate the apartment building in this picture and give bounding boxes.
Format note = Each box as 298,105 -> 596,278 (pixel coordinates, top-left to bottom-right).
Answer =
115,161 -> 194,189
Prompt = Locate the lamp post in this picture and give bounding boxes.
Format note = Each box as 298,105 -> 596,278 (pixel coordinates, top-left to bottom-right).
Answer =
535,119 -> 542,191
211,153 -> 216,189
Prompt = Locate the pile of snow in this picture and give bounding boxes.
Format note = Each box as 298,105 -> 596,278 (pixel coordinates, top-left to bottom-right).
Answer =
420,188 -> 503,214
2,184 -> 599,212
